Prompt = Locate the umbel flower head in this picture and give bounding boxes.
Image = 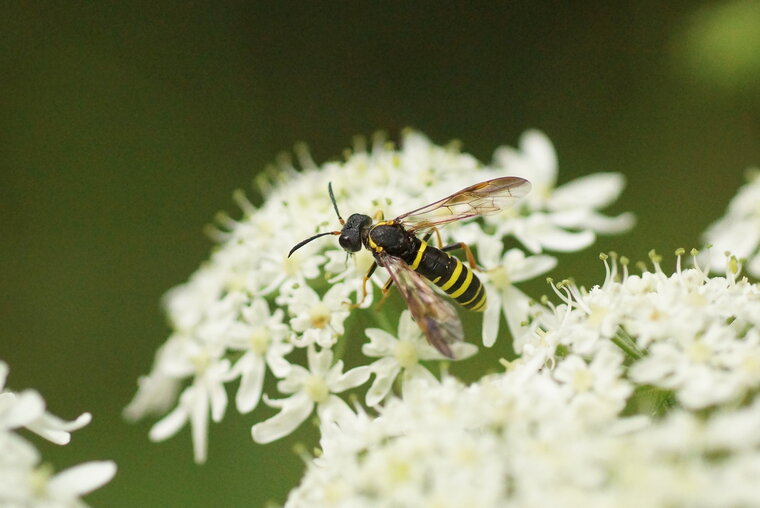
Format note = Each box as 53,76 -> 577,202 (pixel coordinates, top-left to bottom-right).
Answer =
0,360 -> 116,507
286,252 -> 760,508
125,129 -> 633,463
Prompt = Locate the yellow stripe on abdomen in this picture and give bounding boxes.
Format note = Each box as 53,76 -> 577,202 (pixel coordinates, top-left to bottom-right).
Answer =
410,241 -> 427,270
448,267 -> 473,299
415,243 -> 486,312
439,258 -> 463,291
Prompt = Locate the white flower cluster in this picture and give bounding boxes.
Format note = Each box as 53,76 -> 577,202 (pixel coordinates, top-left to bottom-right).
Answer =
525,251 -> 760,410
703,168 -> 760,277
286,254 -> 760,508
0,360 -> 116,507
125,130 -> 632,462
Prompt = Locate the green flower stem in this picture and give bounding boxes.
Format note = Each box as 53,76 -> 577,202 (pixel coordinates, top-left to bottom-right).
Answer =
611,327 -> 645,361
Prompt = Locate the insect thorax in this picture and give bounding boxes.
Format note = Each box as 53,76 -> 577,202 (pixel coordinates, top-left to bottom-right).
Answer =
366,223 -> 418,258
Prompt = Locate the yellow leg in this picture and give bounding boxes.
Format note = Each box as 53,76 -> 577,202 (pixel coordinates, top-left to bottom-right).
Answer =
442,242 -> 483,271
375,277 -> 394,311
349,262 -> 378,309
421,227 -> 444,248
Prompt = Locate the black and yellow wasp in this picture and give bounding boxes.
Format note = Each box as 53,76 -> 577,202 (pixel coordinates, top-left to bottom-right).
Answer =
288,176 -> 531,358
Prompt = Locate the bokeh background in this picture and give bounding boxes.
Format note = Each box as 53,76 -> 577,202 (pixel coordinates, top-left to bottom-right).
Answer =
2,1 -> 759,506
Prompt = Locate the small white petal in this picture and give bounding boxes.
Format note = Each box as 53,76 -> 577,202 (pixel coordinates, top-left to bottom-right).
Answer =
582,211 -> 636,233
550,172 -> 626,210
209,381 -> 228,423
236,356 -> 266,413
149,405 -> 188,442
266,345 -> 294,378
551,208 -> 636,234
477,235 -> 505,267
48,460 -> 117,498
482,287 -> 501,348
502,286 -> 532,343
707,219 -> 760,262
190,384 -> 209,463
511,227 -> 544,254
401,365 -> 438,396
309,346 -> 333,376
2,432 -> 40,464
2,390 -> 45,430
28,411 -> 92,445
0,360 -> 8,389
251,393 -> 313,444
397,310 -> 421,341
331,366 -> 371,393
326,359 -> 346,385
520,129 -> 558,184
509,254 -> 557,283
0,391 -> 14,407
366,360 -> 401,407
123,372 -> 181,422
277,365 -> 311,394
537,224 -> 596,252
363,329 -> 398,357
316,395 -> 355,427
449,342 -> 479,359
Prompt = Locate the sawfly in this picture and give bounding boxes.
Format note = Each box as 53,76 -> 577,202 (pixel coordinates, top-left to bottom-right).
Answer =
289,176 -> 531,358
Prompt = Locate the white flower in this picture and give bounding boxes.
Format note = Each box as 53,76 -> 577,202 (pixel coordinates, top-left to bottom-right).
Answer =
285,353 -> 760,508
362,310 -> 477,406
491,129 -> 634,253
22,409 -> 93,448
225,298 -> 293,413
552,346 -> 633,421
0,362 -> 91,446
0,361 -> 116,506
128,129 -> 632,468
475,233 -> 557,347
0,460 -> 118,508
123,128 -> 760,507
148,340 -> 232,463
702,168 -> 760,277
122,370 -> 181,422
527,251 -> 760,410
252,346 -> 370,444
280,283 -> 352,348
162,261 -> 231,334
258,249 -> 327,297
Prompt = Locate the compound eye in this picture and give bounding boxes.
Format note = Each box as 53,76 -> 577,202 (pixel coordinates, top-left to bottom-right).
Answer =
339,234 -> 361,253
338,234 -> 353,251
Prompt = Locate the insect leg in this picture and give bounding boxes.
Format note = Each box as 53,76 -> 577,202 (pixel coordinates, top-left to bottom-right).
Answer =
441,242 -> 483,270
375,277 -> 395,310
421,227 -> 444,248
350,261 -> 378,309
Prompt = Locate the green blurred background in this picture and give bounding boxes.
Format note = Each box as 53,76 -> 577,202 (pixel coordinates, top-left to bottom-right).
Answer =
2,1 -> 759,506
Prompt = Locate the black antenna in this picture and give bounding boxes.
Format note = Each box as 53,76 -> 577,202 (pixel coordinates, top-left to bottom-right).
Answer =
328,182 -> 344,224
288,183 -> 344,257
288,231 -> 340,258
288,182 -> 346,257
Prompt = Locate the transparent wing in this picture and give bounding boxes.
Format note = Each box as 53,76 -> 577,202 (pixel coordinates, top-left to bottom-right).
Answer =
377,254 -> 463,358
396,176 -> 531,232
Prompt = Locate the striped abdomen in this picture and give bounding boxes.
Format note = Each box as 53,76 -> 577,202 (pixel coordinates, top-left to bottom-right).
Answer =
406,239 -> 487,312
